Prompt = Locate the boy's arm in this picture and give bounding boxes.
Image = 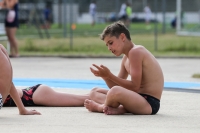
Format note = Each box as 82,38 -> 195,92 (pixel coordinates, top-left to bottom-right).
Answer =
107,49 -> 143,92
102,71 -> 128,89
9,83 -> 41,115
107,71 -> 141,92
95,49 -> 142,92
102,56 -> 129,89
90,66 -> 117,89
91,56 -> 129,89
101,77 -> 117,89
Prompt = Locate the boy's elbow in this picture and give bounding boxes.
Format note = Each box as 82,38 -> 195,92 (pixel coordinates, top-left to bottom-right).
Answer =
133,87 -> 140,92
130,84 -> 140,92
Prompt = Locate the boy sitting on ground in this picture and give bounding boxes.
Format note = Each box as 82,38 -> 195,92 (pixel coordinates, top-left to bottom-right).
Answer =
84,21 -> 164,115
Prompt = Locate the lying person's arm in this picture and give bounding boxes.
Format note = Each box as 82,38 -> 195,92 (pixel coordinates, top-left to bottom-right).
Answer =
9,83 -> 41,115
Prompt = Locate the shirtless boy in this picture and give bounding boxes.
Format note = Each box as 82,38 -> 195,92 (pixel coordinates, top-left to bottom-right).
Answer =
0,44 -> 40,115
84,21 -> 164,115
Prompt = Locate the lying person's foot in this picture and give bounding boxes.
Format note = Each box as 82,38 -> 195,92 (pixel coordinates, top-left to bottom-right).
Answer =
84,99 -> 103,113
103,106 -> 126,115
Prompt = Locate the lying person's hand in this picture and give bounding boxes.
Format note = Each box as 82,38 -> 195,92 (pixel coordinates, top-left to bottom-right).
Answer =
20,109 -> 41,115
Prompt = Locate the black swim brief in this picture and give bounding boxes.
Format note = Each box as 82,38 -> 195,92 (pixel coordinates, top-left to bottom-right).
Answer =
3,84 -> 41,107
139,93 -> 160,115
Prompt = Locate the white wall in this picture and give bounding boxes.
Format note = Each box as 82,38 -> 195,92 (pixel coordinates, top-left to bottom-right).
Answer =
77,12 -> 200,24
133,12 -> 200,24
53,4 -> 79,24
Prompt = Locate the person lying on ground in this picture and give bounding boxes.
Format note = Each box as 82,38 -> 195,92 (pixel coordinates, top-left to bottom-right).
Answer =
3,84 -> 89,107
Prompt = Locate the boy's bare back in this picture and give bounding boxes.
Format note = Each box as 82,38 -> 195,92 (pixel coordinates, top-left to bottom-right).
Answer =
122,45 -> 164,100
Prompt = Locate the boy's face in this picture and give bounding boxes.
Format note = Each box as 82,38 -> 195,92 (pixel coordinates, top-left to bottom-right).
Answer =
104,33 -> 125,56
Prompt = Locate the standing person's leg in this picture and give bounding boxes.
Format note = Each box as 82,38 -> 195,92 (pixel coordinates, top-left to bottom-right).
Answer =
32,85 -> 89,107
6,27 -> 19,57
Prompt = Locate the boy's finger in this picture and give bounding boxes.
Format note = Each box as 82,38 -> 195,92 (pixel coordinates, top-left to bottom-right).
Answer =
93,64 -> 102,70
100,65 -> 106,69
90,67 -> 97,73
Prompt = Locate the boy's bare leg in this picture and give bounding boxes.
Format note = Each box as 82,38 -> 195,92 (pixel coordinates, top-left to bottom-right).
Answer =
89,87 -> 108,104
103,86 -> 152,115
32,85 -> 89,107
84,99 -> 104,112
84,88 -> 108,112
85,86 -> 152,115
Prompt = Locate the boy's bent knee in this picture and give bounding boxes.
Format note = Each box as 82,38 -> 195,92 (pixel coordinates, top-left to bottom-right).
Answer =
107,86 -> 122,98
110,86 -> 122,92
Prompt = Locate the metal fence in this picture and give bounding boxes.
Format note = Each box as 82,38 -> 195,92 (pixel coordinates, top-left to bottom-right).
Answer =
0,0 -> 199,39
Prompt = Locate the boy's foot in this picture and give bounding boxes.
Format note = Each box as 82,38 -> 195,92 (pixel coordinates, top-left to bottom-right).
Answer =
84,99 -> 103,112
103,106 -> 126,115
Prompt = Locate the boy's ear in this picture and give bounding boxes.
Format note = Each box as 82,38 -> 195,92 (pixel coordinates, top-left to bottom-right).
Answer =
120,33 -> 126,42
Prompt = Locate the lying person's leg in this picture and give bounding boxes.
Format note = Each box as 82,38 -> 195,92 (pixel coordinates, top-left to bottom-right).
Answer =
32,85 -> 89,107
4,84 -> 89,107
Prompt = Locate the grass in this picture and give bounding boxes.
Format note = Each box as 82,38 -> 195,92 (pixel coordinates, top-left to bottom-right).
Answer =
1,23 -> 200,57
192,74 -> 200,78
16,23 -> 175,38
3,34 -> 197,57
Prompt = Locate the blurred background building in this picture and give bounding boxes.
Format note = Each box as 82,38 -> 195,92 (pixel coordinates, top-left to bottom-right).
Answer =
0,0 -> 199,24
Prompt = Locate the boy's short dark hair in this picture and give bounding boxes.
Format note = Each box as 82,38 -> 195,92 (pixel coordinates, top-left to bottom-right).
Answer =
100,21 -> 131,41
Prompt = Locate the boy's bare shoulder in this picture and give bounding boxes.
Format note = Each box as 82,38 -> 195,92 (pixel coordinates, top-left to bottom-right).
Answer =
129,45 -> 146,56
131,45 -> 145,51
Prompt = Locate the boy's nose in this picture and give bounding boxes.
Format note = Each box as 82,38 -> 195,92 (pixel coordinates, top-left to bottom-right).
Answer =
108,46 -> 111,51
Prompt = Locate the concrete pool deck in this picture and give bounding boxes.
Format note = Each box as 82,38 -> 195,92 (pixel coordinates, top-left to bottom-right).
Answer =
1,57 -> 200,133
